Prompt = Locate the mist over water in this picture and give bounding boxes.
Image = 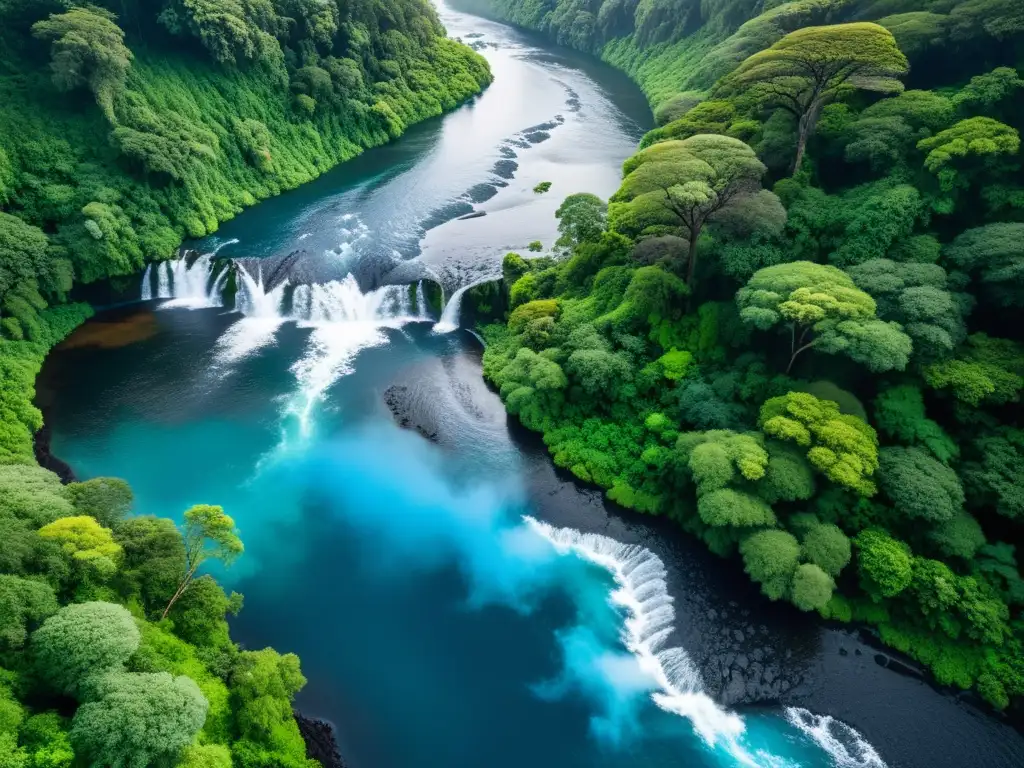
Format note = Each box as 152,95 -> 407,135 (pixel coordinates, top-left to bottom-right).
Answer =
37,2 -> 1024,767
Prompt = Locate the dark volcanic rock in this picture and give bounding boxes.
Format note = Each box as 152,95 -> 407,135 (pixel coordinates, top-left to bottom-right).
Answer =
34,419 -> 75,483
295,713 -> 345,768
384,385 -> 439,442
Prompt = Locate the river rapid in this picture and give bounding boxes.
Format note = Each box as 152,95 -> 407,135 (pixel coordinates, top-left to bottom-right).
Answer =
37,3 -> 1024,767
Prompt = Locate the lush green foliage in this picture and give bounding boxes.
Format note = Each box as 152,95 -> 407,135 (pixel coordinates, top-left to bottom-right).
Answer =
0,465 -> 318,766
476,0 -> 1024,710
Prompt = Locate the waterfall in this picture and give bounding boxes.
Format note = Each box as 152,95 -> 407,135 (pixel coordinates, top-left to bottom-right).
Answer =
152,254 -> 225,309
524,517 -> 747,749
415,281 -> 428,319
290,276 -> 412,324
157,261 -> 172,298
280,276 -> 415,441
525,518 -> 890,768
433,283 -> 473,333
235,264 -> 287,318
140,265 -> 153,301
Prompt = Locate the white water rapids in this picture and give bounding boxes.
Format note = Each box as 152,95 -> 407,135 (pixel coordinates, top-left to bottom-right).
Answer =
526,518 -> 889,768
139,255 -> 488,437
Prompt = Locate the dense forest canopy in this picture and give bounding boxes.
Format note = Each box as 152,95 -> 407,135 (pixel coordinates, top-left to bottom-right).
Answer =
471,0 -> 1024,713
0,1 -> 491,765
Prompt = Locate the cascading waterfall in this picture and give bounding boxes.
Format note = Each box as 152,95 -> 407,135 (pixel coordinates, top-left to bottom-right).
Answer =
434,279 -> 494,333
524,518 -> 746,747
235,264 -> 288,318
145,250 -> 437,439
142,239 -> 239,307
290,276 -> 413,324
211,263 -> 289,369
415,281 -> 429,319
157,261 -> 171,298
525,517 -> 888,768
275,275 -> 421,442
140,265 -> 153,301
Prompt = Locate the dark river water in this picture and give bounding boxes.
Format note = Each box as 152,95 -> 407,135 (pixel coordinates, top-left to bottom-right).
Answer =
37,2 -> 1024,767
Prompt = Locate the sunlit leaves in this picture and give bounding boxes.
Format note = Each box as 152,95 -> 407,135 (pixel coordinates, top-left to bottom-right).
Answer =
760,392 -> 879,496
730,22 -> 908,171
923,334 -> 1024,406
917,117 -> 1020,190
737,261 -> 911,373
38,516 -> 122,580
856,529 -> 912,600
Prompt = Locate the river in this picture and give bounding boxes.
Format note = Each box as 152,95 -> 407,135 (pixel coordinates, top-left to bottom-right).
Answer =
36,2 -> 1024,767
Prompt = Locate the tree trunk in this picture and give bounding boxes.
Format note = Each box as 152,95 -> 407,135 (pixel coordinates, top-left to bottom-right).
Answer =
787,340 -> 816,373
792,118 -> 810,175
161,564 -> 198,619
686,226 -> 699,286
792,100 -> 823,175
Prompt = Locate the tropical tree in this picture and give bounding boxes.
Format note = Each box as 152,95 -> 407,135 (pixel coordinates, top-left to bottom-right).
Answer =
65,477 -> 133,529
555,193 -> 607,251
877,447 -> 965,523
872,385 -> 957,464
740,529 -> 801,601
230,649 -> 315,766
31,602 -> 140,696
610,134 -> 783,285
847,259 -> 967,364
736,261 -> 912,373
162,505 -> 243,619
791,563 -> 835,611
38,516 -> 122,580
730,23 -> 909,172
856,529 -> 913,601
32,6 -> 133,121
917,117 -> 1020,191
0,576 -> 58,650
961,428 -> 1024,520
794,515 -> 851,578
759,392 -> 879,496
944,223 -> 1024,308
71,672 -> 208,767
923,334 -> 1024,407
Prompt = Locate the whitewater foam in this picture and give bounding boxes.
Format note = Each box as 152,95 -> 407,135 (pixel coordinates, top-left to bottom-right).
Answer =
525,518 -> 890,768
786,708 -> 888,768
284,276 -> 419,438
524,517 -> 746,749
433,278 -> 494,333
158,254 -> 226,309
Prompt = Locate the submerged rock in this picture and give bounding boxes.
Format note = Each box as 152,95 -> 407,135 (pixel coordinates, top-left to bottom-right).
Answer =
295,713 -> 346,768
384,385 -> 439,442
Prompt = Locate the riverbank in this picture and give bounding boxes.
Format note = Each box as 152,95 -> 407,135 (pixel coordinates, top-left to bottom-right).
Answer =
377,335 -> 1024,768
30,2 -> 1024,765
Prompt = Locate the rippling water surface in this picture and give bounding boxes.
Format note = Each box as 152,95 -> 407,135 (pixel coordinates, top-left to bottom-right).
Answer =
39,3 -> 1024,767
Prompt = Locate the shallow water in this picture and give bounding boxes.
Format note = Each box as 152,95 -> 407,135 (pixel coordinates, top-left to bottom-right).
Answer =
39,3 -> 1024,767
